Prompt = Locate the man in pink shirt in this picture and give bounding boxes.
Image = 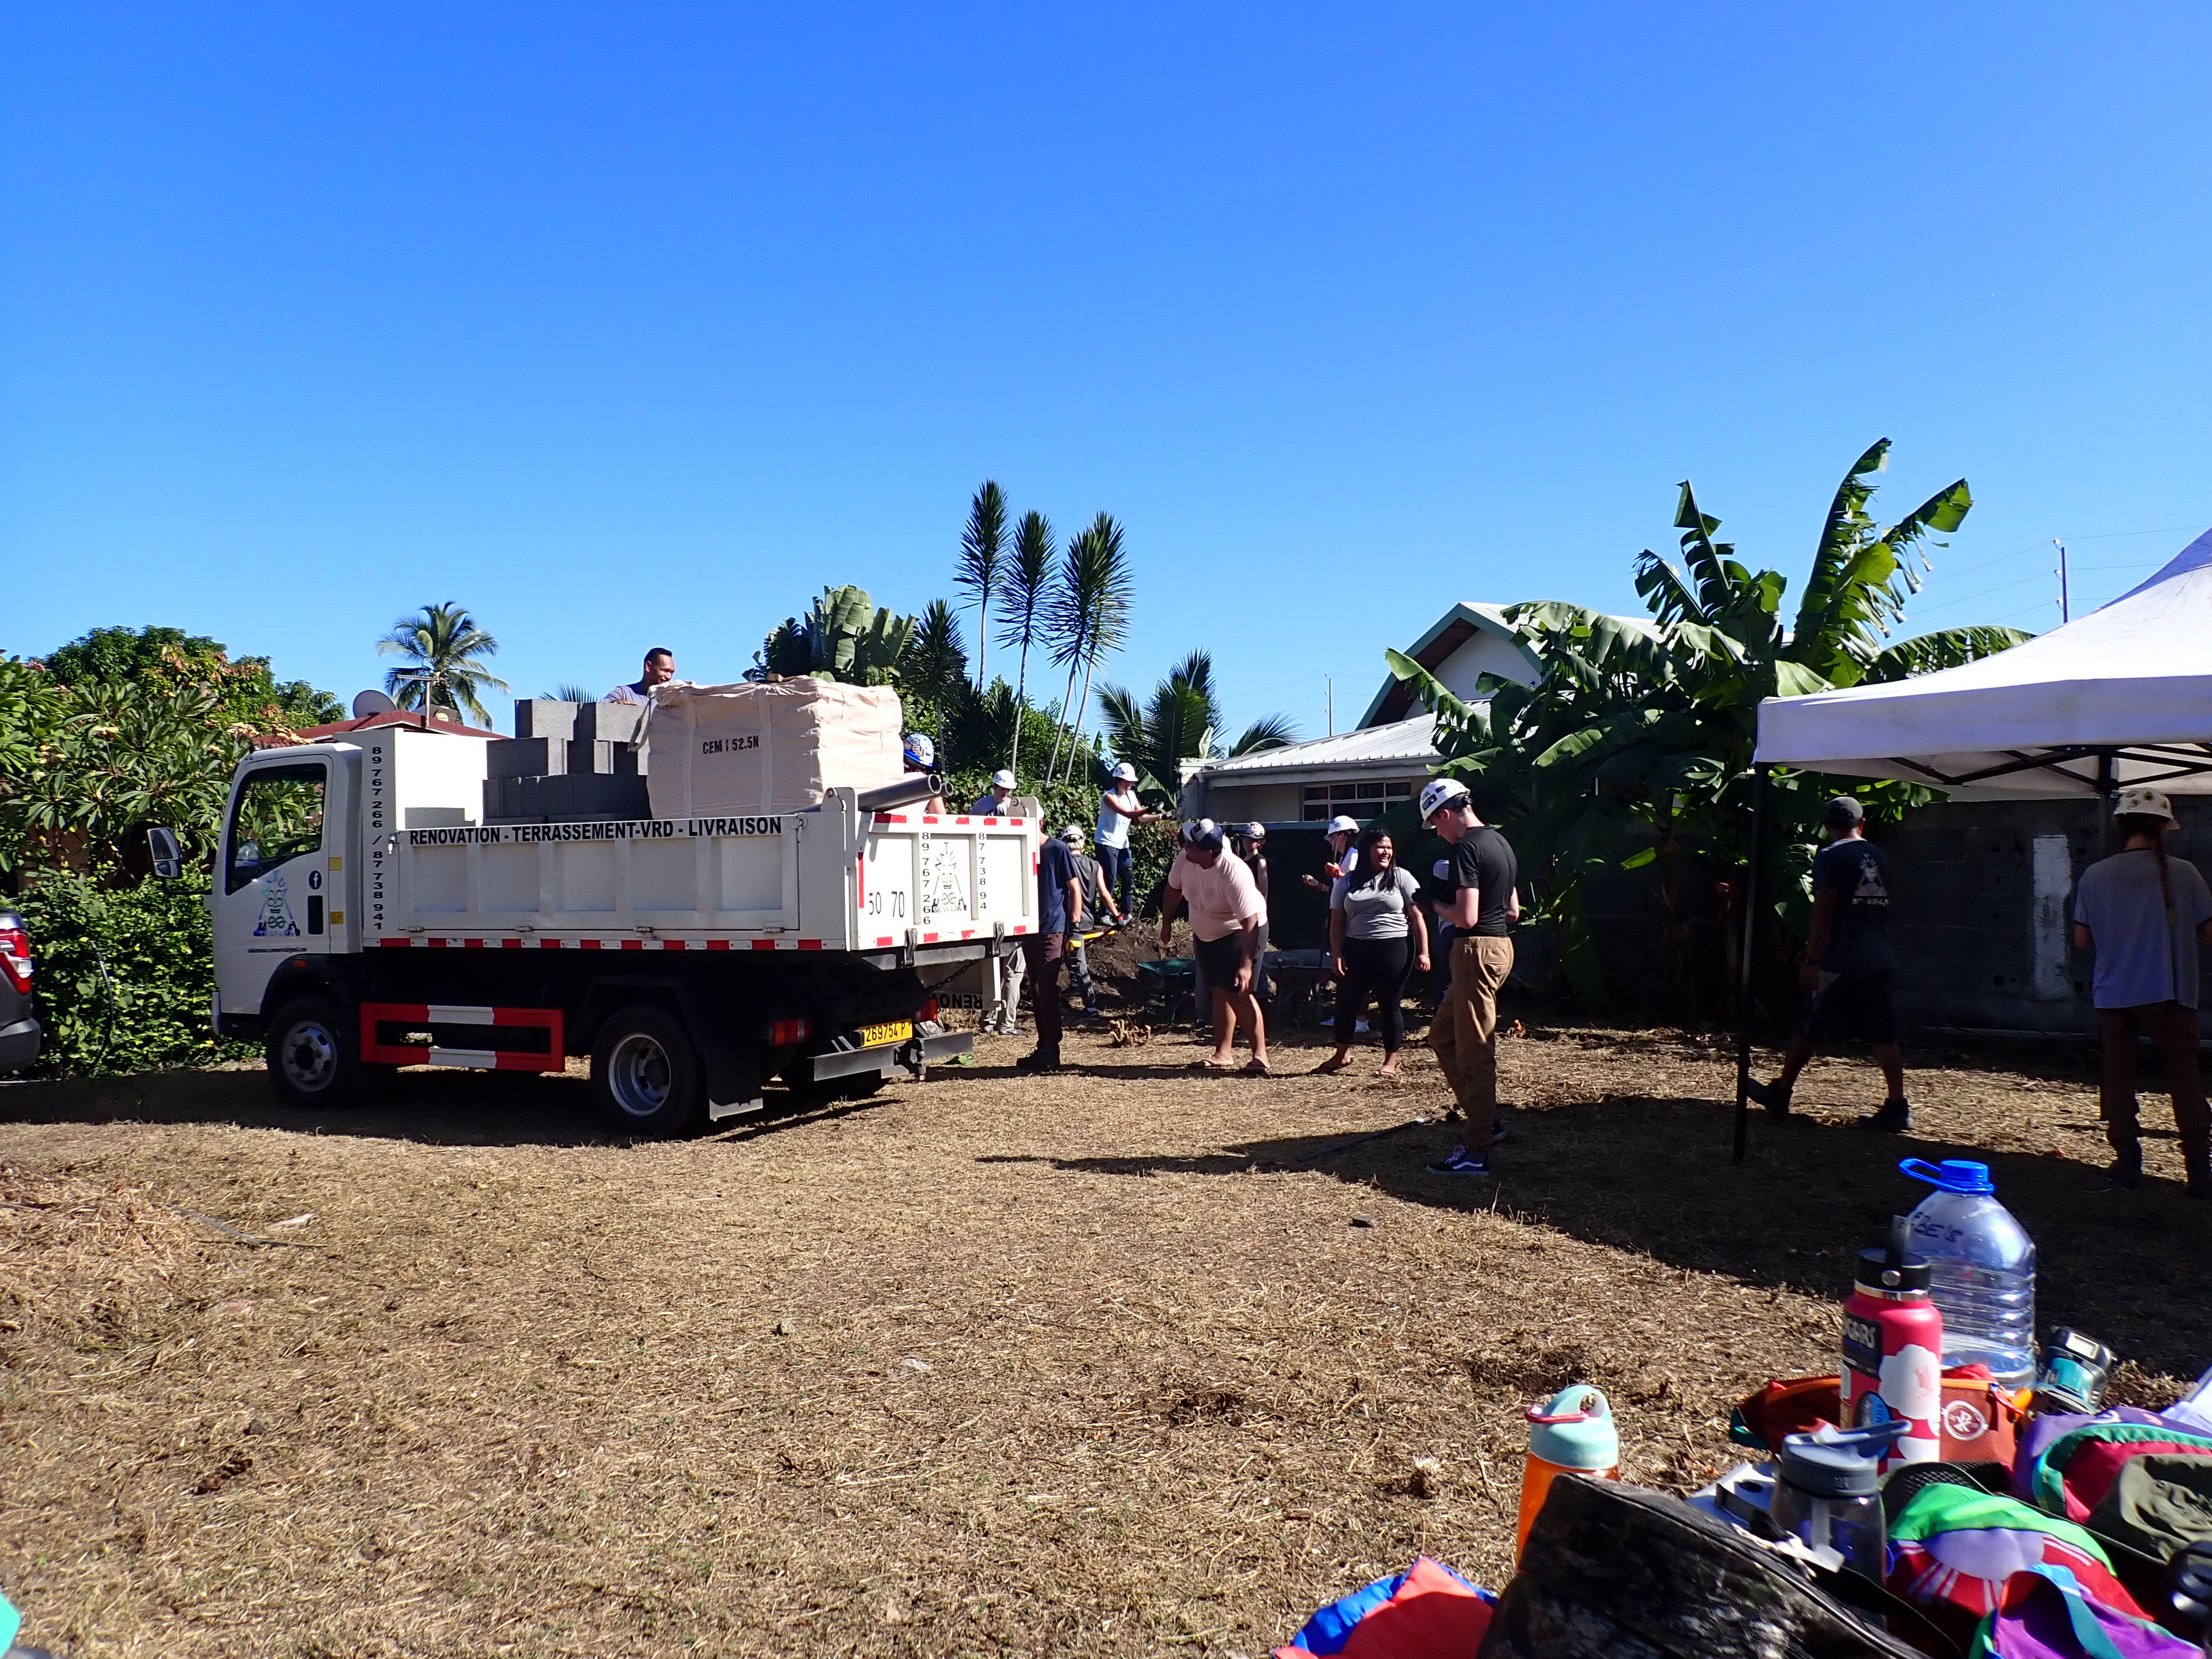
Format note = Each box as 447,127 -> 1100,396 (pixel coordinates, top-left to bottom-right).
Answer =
1157,818 -> 1271,1074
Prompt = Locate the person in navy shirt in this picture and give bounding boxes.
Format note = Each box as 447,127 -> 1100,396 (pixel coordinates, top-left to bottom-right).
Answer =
1016,830 -> 1083,1074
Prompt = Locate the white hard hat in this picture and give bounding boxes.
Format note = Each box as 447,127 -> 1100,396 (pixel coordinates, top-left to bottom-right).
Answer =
991,769 -> 1017,790
1113,761 -> 1138,782
1061,824 -> 1084,843
1325,815 -> 1360,836
2115,786 -> 2177,823
1419,777 -> 1471,822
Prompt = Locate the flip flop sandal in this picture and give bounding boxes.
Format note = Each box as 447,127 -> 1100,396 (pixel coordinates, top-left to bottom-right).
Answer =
1241,1059 -> 1272,1077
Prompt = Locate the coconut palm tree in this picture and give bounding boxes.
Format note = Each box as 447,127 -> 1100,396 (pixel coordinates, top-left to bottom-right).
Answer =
996,510 -> 1054,771
954,482 -> 1008,691
1095,649 -> 1296,804
377,603 -> 508,726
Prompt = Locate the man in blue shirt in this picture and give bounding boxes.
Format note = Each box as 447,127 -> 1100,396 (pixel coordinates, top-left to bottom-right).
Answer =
1016,829 -> 1084,1073
1747,796 -> 1909,1132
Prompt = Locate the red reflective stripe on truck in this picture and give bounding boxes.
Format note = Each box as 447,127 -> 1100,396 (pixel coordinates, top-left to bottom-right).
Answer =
660,938 -> 686,950
798,939 -> 823,950
750,940 -> 776,951
380,937 -> 410,948
502,938 -> 521,949
707,940 -> 731,950
620,939 -> 643,951
464,939 -> 483,948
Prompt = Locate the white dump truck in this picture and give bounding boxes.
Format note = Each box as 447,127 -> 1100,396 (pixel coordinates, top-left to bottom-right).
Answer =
170,715 -> 1039,1133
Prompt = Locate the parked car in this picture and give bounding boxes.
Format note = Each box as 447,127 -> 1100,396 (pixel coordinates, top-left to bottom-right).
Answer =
0,910 -> 39,1073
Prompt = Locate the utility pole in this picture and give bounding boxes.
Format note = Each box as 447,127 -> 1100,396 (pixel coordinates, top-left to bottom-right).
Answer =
1326,677 -> 1333,737
2054,539 -> 2070,624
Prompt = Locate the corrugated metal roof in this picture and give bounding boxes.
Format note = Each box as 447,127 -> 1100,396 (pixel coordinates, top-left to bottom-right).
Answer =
1199,713 -> 1442,778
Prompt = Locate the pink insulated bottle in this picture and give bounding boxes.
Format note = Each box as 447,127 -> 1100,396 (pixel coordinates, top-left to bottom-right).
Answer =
1839,1224 -> 1944,1470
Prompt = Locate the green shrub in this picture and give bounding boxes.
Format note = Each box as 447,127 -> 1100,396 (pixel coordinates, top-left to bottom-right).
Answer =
13,870 -> 251,1075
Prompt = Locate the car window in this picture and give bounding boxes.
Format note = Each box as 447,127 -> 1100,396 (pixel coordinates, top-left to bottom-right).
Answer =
227,764 -> 327,894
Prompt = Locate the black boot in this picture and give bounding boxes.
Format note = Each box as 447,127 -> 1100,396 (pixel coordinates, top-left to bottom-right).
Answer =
1745,1076 -> 1791,1118
1855,1098 -> 1911,1134
1015,1045 -> 1062,1073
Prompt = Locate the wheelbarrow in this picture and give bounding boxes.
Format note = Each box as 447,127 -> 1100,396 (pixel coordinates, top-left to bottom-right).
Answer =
1134,957 -> 1196,1026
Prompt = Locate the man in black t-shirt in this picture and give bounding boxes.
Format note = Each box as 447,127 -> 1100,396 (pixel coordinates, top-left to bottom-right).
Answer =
1418,778 -> 1519,1176
1746,796 -> 1910,1132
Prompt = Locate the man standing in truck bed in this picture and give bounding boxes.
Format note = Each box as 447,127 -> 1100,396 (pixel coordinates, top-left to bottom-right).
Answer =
604,648 -> 676,705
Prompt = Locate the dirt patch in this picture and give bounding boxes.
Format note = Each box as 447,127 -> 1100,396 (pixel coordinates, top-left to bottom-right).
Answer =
0,1020 -> 2205,1656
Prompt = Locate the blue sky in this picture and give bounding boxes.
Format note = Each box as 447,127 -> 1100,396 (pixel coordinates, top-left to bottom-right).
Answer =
5,5 -> 2209,744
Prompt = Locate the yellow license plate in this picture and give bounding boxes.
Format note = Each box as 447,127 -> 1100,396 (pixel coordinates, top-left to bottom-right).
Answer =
860,1020 -> 913,1048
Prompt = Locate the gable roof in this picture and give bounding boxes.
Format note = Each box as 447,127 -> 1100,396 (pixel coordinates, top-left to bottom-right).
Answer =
1197,714 -> 1439,784
1359,602 -> 1543,728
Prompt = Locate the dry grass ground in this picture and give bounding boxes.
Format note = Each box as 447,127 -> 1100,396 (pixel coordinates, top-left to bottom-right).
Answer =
2,1005 -> 2207,1657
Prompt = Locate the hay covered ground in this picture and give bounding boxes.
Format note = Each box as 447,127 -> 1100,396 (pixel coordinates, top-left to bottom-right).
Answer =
2,1005 -> 2208,1657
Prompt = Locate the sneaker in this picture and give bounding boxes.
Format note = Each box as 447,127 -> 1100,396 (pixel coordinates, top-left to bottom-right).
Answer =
1014,1047 -> 1062,1073
1426,1149 -> 1494,1177
1486,1121 -> 1510,1146
1855,1099 -> 1911,1134
2109,1148 -> 2144,1190
1745,1076 -> 1791,1117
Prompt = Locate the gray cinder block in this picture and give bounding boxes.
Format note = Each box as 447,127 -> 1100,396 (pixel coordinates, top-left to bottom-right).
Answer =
575,701 -> 643,744
515,700 -> 580,742
487,738 -> 568,778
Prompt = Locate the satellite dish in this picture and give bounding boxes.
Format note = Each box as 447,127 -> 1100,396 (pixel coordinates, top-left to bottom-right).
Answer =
352,690 -> 397,718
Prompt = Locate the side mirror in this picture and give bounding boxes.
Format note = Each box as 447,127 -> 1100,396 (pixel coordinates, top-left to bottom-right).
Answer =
148,827 -> 183,880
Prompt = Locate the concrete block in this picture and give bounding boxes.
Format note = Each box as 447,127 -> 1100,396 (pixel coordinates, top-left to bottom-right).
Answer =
575,701 -> 642,744
487,737 -> 568,779
515,700 -> 580,742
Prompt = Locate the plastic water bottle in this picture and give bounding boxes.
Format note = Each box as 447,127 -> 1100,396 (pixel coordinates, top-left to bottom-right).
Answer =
1900,1158 -> 2037,1389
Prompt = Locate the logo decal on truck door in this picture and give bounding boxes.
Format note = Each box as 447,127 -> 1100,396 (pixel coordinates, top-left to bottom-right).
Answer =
253,871 -> 301,938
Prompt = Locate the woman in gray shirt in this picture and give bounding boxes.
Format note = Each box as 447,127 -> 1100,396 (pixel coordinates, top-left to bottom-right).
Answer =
1316,826 -> 1430,1078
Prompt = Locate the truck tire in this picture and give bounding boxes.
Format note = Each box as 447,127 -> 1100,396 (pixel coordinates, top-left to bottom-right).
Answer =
265,995 -> 374,1109
591,1005 -> 706,1136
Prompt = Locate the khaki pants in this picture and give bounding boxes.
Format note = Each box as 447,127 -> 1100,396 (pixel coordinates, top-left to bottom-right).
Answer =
2100,1001 -> 2210,1168
1431,935 -> 1514,1142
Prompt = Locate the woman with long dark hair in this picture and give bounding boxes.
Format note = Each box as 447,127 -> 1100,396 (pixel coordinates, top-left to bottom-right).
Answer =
1317,826 -> 1430,1078
2073,787 -> 2212,1196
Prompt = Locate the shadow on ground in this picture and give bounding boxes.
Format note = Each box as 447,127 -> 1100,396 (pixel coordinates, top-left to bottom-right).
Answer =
0,1066 -> 886,1149
1014,1093 -> 2212,1380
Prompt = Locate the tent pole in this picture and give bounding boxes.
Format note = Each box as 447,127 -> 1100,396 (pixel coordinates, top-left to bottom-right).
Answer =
1734,763 -> 1771,1165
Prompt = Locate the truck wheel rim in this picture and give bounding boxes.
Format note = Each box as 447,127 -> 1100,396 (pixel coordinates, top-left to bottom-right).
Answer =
280,1020 -> 338,1093
607,1032 -> 673,1118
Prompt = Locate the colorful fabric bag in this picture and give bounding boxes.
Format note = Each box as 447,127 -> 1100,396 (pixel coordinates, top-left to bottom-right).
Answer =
1888,1480 -> 2147,1648
2025,1422 -> 2212,1525
1276,1557 -> 1494,1658
1964,1569 -> 2197,1658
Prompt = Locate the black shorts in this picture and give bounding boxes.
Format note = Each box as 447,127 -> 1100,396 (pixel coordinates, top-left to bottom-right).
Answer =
1193,931 -> 1247,990
1797,969 -> 1897,1045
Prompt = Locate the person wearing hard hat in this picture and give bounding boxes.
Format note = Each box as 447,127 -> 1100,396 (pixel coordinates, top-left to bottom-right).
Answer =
1745,795 -> 1911,1133
1301,815 -> 1364,893
2073,786 -> 2212,1195
1234,822 -> 1274,1002
1160,818 -> 1271,1073
970,768 -> 1019,818
902,733 -> 948,815
1420,777 -> 1518,1175
1061,824 -> 1123,1024
1095,761 -> 1157,917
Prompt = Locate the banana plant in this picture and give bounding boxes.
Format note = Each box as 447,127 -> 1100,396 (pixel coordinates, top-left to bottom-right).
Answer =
1387,442 -> 2032,1017
755,586 -> 917,686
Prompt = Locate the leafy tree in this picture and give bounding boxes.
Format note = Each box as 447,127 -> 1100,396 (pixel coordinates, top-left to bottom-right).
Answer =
945,679 -> 1073,780
377,603 -> 508,726
1045,513 -> 1136,783
753,586 -> 917,685
898,599 -> 970,747
1096,649 -> 1296,805
955,482 -> 1008,690
1386,441 -> 2030,1016
997,510 -> 1055,771
43,624 -> 340,729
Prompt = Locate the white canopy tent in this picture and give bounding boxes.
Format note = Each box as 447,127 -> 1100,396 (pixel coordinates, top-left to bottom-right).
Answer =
1725,528 -> 2212,1160
1751,528 -> 2212,797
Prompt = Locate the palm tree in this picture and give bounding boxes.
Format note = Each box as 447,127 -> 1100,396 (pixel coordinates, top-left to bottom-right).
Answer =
954,482 -> 1008,691
900,599 -> 969,747
1096,649 -> 1296,803
377,603 -> 508,726
1060,512 -> 1135,783
542,682 -> 597,703
997,510 -> 1054,771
